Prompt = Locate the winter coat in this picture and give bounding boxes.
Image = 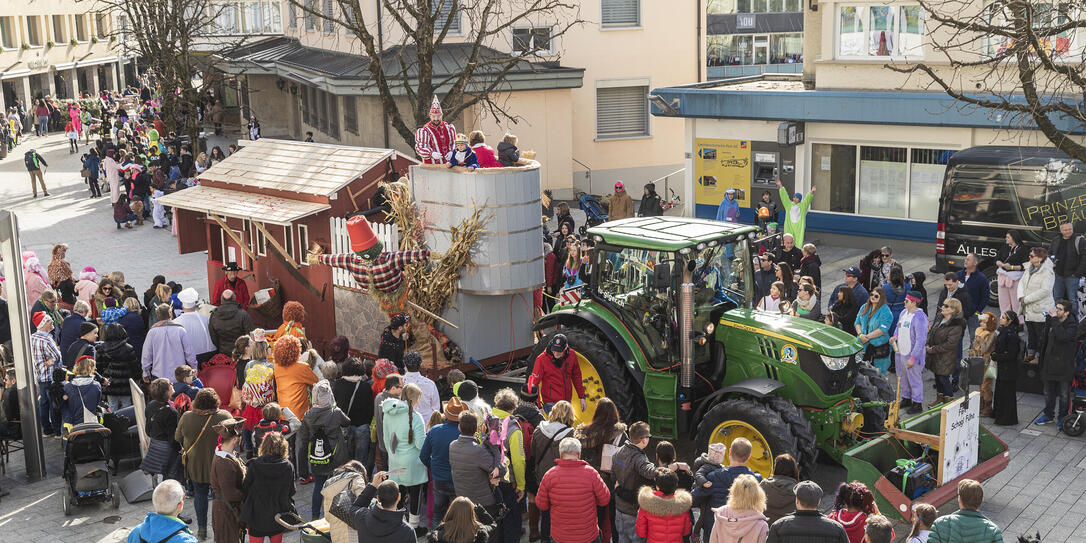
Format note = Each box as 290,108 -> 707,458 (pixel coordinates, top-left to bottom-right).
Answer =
1043,314 -> 1079,382
127,513 -> 198,543
968,328 -> 996,362
448,434 -> 504,506
892,308 -> 929,368
299,403 -> 351,477
1017,260 -> 1055,322
956,269 -> 990,317
536,458 -> 611,543
927,315 -> 965,376
62,375 -> 102,426
1048,234 -> 1086,277
64,338 -> 95,370
827,510 -> 867,543
75,279 -> 98,303
799,254 -> 822,291
692,465 -> 761,509
635,487 -> 693,543
113,198 -> 133,223
497,141 -> 520,166
347,484 -> 415,543
142,321 -> 197,381
208,300 -> 255,355
765,510 -> 849,543
175,408 -> 232,484
420,421 -> 460,484
610,191 -> 634,221
639,184 -> 664,217
936,287 -> 972,321
240,455 -> 295,537
58,314 -> 87,357
382,398 -> 429,486
927,509 -> 1003,543
118,311 -> 146,359
448,147 -> 479,168
146,400 -> 179,442
471,143 -> 502,168
776,246 -> 803,272
882,282 -> 907,331
759,475 -> 797,526
210,452 -> 246,543
530,349 -> 586,405
716,196 -> 739,223
855,304 -> 893,347
332,376 -> 374,427
991,326 -> 1022,380
611,442 -> 658,515
709,505 -> 769,543
531,421 -> 575,487
97,338 -> 140,397
428,505 -> 497,543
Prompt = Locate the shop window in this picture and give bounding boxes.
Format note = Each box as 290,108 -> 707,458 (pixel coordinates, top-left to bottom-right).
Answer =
858,146 -> 907,219
596,85 -> 649,139
0,17 -> 15,49
707,33 -> 802,66
513,27 -> 553,55
74,14 -> 88,42
811,143 -> 857,214
769,33 -> 803,63
909,149 -> 954,221
601,0 -> 640,28
26,16 -> 42,46
838,4 -> 925,58
53,15 -> 66,43
344,96 -> 358,135
707,35 -> 753,66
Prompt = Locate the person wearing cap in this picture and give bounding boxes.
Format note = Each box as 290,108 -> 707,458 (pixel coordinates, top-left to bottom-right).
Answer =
210,417 -> 247,543
63,320 -> 99,369
716,187 -> 740,223
209,289 -> 255,356
528,334 -> 587,412
401,350 -> 440,423
610,181 -> 634,221
143,303 -> 197,384
892,291 -> 929,414
379,314 -> 412,372
455,379 -> 492,421
765,480 -> 848,543
415,96 -> 457,165
831,266 -> 870,309
775,179 -> 816,247
31,311 -> 63,436
100,296 -> 127,326
612,421 -> 659,542
212,262 -> 251,309
447,133 -> 478,168
420,397 -> 466,529
173,287 -> 216,364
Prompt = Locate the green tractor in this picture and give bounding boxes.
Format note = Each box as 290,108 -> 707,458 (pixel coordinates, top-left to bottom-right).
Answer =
532,216 -> 895,477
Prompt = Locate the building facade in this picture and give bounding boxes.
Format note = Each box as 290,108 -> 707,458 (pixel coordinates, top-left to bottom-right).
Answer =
705,0 -> 804,80
0,1 -> 123,112
215,0 -> 694,194
654,0 -> 1086,241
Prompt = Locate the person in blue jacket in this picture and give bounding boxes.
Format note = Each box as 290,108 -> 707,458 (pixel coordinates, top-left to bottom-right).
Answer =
127,479 -> 199,543
956,253 -> 990,345
856,286 -> 894,374
447,134 -> 478,169
716,187 -> 739,223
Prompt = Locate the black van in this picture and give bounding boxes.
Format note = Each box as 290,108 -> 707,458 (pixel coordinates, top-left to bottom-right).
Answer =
933,146 -> 1085,301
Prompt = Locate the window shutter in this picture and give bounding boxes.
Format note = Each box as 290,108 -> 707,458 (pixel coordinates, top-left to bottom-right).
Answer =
436,0 -> 461,33
596,86 -> 648,138
602,0 -> 640,27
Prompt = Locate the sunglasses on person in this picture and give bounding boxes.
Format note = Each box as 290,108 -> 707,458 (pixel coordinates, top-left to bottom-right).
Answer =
881,253 -> 891,258
870,294 -> 880,300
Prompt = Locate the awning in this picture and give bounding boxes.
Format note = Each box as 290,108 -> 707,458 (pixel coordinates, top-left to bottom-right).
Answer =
53,56 -> 119,71
156,185 -> 330,226
0,69 -> 31,80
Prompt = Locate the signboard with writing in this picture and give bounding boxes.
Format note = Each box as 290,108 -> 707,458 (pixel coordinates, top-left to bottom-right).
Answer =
938,391 -> 980,484
694,138 -> 752,208
737,13 -> 756,29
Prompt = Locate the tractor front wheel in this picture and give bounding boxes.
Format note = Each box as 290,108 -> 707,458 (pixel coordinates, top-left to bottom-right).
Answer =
855,362 -> 896,433
695,396 -> 816,479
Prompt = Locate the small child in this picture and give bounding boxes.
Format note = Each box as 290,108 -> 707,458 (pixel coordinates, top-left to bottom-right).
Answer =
691,439 -> 761,543
151,188 -> 168,228
172,366 -> 204,401
828,481 -> 879,543
446,368 -> 466,401
114,193 -> 137,229
447,134 -> 478,169
691,442 -> 726,540
252,402 -> 294,452
907,503 -> 936,543
66,122 -> 79,154
635,468 -> 693,543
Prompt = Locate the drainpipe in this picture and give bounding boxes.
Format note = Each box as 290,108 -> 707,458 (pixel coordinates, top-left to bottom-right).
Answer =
696,0 -> 703,82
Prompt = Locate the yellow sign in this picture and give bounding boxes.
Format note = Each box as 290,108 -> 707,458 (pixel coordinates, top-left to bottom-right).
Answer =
694,138 -> 752,208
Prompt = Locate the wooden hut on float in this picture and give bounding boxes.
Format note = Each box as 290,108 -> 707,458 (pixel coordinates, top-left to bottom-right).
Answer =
157,139 -> 417,353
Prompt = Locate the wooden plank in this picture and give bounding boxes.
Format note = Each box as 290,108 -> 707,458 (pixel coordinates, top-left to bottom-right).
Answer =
254,221 -> 299,269
210,213 -> 259,262
887,428 -> 941,448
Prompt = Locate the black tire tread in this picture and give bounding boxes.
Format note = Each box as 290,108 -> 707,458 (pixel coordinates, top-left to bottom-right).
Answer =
854,363 -> 889,433
695,397 -> 798,479
1062,414 -> 1085,437
764,395 -> 819,477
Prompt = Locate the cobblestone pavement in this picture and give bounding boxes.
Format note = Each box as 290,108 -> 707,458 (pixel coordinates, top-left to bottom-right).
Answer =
0,134 -> 1085,542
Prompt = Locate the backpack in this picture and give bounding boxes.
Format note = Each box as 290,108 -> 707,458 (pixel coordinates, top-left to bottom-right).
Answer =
308,425 -> 339,472
171,392 -> 192,415
24,151 -> 38,170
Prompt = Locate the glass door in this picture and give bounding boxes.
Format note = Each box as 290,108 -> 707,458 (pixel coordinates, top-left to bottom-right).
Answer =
754,35 -> 769,65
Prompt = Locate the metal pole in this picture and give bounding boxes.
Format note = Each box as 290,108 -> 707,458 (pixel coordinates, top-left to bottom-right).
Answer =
0,210 -> 46,480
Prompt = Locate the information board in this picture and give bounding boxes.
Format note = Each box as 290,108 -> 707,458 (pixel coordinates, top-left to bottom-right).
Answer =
694,138 -> 752,208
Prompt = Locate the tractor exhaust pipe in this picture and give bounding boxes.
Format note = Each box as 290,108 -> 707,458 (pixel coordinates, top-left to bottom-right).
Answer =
679,263 -> 695,434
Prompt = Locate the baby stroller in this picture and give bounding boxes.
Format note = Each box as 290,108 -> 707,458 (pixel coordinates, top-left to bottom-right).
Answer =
577,192 -> 608,235
62,422 -> 120,515
1061,360 -> 1086,437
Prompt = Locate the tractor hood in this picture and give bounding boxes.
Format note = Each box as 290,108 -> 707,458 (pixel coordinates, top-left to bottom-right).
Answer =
718,309 -> 862,357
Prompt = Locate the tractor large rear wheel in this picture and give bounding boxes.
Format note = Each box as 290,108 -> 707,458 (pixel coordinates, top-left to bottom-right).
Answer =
695,396 -> 817,479
529,329 -> 646,426
855,362 -> 896,433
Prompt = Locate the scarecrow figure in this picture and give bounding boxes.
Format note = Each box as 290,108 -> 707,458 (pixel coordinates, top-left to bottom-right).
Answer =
414,96 -> 457,165
308,216 -> 430,305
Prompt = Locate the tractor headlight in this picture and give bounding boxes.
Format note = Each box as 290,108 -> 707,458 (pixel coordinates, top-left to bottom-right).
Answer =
704,322 -> 715,334
820,354 -> 850,371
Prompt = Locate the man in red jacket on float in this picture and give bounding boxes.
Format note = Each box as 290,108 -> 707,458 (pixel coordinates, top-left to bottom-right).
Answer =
527,334 -> 587,413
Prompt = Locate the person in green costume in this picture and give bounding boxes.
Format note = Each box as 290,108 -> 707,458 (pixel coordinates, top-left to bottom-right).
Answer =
776,179 -> 816,247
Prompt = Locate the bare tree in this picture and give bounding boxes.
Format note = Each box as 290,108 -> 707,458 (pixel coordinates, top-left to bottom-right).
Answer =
887,1 -> 1086,161
295,0 -> 583,148
88,0 -> 248,143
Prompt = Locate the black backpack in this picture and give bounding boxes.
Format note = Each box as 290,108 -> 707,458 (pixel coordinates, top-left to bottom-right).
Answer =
24,151 -> 38,170
308,425 -> 339,474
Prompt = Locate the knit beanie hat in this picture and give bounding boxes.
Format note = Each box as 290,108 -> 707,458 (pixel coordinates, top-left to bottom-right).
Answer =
457,380 -> 479,402
79,322 -> 98,337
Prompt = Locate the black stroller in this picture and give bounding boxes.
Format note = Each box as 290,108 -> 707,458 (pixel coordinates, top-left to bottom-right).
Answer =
62,422 -> 120,515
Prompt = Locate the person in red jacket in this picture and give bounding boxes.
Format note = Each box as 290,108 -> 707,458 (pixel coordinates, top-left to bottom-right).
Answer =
212,262 -> 250,309
468,131 -> 503,168
528,334 -> 587,412
636,468 -> 694,543
536,437 -> 611,543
